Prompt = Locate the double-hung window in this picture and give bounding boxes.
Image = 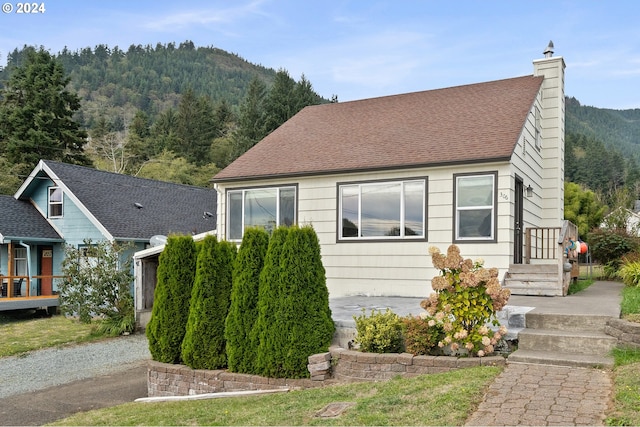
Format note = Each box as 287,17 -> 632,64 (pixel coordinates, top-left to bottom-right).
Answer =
48,187 -> 63,218
338,179 -> 426,240
227,186 -> 296,241
454,172 -> 496,242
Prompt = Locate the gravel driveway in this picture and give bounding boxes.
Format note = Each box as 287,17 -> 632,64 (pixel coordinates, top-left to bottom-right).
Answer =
0,333 -> 150,399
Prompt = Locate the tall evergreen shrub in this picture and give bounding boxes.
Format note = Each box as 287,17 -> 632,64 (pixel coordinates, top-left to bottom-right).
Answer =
253,226 -> 290,377
278,225 -> 335,378
225,227 -> 269,373
181,236 -> 236,369
146,235 -> 197,364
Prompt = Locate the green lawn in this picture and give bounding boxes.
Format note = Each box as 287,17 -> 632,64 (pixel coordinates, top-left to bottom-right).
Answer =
0,312 -> 106,357
49,366 -> 502,426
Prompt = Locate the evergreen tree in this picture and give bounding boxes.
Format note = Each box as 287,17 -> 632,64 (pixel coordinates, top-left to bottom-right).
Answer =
261,69 -> 297,137
225,227 -> 269,373
146,235 -> 197,364
228,77 -> 267,163
175,88 -> 216,166
253,226 -> 290,377
278,226 -> 334,378
0,47 -> 90,170
182,236 -> 236,369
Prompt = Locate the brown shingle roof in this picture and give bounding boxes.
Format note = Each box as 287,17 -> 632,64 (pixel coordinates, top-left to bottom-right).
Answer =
214,75 -> 544,182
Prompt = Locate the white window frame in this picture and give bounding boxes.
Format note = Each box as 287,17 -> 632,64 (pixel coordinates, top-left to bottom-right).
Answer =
453,172 -> 497,243
338,178 -> 427,241
48,186 -> 63,218
534,106 -> 542,150
226,185 -> 297,241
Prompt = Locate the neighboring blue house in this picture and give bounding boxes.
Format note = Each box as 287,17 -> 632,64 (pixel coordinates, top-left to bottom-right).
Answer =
0,159 -> 217,312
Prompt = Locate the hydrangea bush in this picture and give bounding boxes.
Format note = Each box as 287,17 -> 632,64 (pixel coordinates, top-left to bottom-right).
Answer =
420,244 -> 510,357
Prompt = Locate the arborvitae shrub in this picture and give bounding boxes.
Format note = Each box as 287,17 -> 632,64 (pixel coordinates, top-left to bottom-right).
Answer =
253,226 -> 290,377
181,236 -> 236,369
146,235 -> 196,364
225,227 -> 269,373
278,225 -> 335,378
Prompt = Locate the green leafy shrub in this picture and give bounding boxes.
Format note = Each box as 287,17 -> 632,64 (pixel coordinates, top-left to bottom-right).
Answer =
181,236 -> 237,369
619,261 -> 640,288
58,239 -> 134,335
146,235 -> 196,364
354,309 -> 405,354
588,228 -> 640,266
225,227 -> 269,374
402,315 -> 445,356
421,245 -> 510,357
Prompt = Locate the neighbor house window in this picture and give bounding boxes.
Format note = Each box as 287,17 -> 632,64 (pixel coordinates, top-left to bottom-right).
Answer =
227,186 -> 296,240
14,247 -> 27,277
48,187 -> 63,218
338,179 -> 426,240
454,172 -> 496,242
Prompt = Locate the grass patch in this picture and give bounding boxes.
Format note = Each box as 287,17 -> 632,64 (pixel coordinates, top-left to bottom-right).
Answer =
567,278 -> 594,295
49,365 -> 502,426
0,312 -> 106,358
607,347 -> 640,426
620,286 -> 640,320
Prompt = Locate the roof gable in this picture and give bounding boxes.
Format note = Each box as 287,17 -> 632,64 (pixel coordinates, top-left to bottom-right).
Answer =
214,75 -> 544,182
16,161 -> 217,240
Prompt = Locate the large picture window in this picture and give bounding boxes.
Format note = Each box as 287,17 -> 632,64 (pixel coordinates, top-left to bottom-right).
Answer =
454,172 -> 496,242
48,187 -> 63,218
227,186 -> 296,240
338,179 -> 426,240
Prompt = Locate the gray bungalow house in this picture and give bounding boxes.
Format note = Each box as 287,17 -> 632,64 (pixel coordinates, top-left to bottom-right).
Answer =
0,159 -> 216,312
212,46 -> 569,297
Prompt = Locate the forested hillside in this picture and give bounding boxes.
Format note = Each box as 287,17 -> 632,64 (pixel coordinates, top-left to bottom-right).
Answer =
2,41 -> 283,129
566,97 -> 640,161
0,43 -> 328,193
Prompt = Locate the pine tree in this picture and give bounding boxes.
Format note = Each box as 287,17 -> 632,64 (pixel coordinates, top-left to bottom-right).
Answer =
225,227 -> 269,373
253,226 -> 290,377
0,47 -> 90,170
146,235 -> 197,364
181,236 -> 236,369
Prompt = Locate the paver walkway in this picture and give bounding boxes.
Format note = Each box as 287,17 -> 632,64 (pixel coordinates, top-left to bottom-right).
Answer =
465,363 -> 613,426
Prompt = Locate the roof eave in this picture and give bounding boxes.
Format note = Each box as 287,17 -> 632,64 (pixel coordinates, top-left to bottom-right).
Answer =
212,156 -> 513,184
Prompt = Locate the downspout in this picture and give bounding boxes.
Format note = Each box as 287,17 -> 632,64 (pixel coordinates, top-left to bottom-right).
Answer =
18,241 -> 31,296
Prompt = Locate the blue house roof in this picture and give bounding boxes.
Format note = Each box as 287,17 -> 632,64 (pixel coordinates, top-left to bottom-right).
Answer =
0,195 -> 63,243
15,160 -> 217,241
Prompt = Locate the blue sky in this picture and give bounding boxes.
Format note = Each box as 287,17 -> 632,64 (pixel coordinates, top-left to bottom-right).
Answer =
1,0 -> 638,109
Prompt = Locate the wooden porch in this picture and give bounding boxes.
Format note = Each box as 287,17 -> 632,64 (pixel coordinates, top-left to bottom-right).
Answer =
0,274 -> 61,312
504,220 -> 579,296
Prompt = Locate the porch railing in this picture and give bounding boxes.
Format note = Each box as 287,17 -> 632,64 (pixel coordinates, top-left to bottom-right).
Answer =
524,220 -> 579,264
0,275 -> 63,299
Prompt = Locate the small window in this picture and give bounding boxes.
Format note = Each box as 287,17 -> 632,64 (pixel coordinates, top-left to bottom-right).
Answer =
454,173 -> 496,242
48,187 -> 63,218
534,106 -> 541,149
14,247 -> 27,276
227,186 -> 297,240
338,179 -> 426,240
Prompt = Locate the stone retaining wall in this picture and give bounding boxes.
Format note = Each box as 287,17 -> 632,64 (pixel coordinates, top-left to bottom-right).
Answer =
605,318 -> 640,348
147,347 -> 506,397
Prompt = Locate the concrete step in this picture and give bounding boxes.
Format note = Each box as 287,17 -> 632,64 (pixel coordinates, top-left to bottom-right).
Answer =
505,280 -> 563,296
517,328 -> 618,355
508,264 -> 558,274
525,312 -> 613,331
508,349 -> 614,369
